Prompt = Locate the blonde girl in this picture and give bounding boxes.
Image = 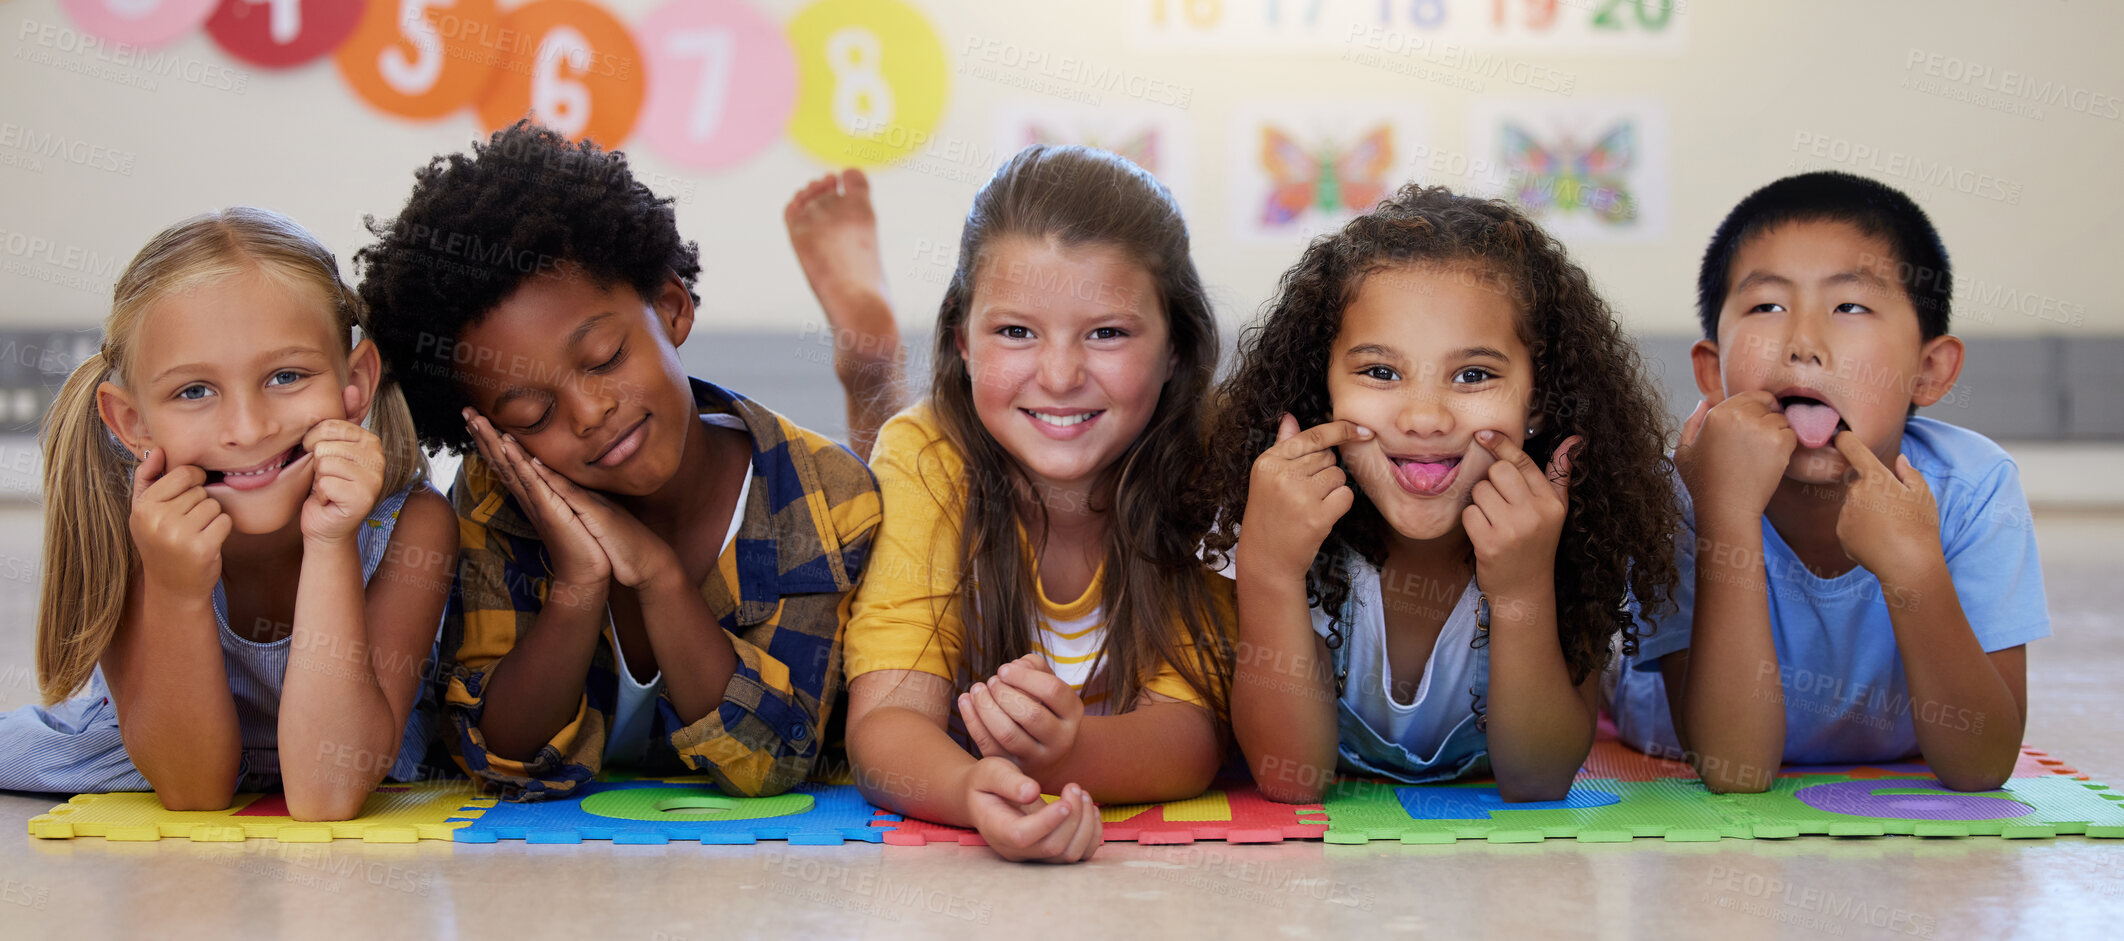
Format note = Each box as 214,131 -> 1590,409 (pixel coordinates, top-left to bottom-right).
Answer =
1,208 -> 457,821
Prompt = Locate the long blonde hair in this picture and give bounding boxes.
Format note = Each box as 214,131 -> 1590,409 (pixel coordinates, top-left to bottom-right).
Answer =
37,207 -> 428,704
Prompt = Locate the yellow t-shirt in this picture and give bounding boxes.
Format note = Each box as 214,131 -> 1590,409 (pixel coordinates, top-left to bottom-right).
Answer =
845,404 -> 1231,714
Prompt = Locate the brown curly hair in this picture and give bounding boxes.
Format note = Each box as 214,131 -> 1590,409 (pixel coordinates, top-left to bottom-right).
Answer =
1202,184 -> 1679,684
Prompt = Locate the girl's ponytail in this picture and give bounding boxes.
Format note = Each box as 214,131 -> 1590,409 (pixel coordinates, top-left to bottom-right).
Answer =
36,349 -> 134,703
365,373 -> 425,497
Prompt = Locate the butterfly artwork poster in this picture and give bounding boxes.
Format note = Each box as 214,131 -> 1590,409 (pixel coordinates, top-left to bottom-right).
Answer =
995,104 -> 1197,209
1464,99 -> 1672,243
1226,102 -> 1427,242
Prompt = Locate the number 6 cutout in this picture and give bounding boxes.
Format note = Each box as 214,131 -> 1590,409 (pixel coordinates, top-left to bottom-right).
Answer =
630,0 -> 794,171
336,0 -> 500,120
473,0 -> 646,147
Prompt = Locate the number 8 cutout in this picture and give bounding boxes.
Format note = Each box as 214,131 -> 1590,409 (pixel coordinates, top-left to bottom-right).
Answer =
787,0 -> 947,167
474,0 -> 646,147
206,0 -> 367,68
336,0 -> 501,120
630,0 -> 795,171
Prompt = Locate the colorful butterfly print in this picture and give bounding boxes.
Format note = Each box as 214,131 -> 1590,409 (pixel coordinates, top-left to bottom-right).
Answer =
1025,125 -> 1161,175
1260,125 -> 1394,227
1498,121 -> 1637,225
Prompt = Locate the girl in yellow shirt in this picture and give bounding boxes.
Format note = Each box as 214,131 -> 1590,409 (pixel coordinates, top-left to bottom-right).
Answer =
832,145 -> 1233,863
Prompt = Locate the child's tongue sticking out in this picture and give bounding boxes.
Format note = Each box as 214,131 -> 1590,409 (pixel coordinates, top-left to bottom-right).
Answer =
1393,456 -> 1461,496
1782,399 -> 1844,450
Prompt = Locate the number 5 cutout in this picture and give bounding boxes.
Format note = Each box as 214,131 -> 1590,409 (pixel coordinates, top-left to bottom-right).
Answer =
473,0 -> 646,147
631,0 -> 794,171
207,0 -> 367,69
787,0 -> 947,167
336,0 -> 500,120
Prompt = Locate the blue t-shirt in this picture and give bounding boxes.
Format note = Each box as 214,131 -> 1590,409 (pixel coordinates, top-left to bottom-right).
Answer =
1612,416 -> 2050,764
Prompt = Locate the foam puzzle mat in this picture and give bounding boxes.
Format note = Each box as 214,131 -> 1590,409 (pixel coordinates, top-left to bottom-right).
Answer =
1318,731 -> 2124,844
869,785 -> 1329,846
27,734 -> 2123,845
445,780 -> 893,845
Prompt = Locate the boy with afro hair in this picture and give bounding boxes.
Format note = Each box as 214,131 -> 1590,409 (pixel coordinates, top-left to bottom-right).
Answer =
357,121 -> 879,800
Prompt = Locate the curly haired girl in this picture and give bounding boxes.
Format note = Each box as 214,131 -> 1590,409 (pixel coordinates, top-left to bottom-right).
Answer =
1203,184 -> 1679,803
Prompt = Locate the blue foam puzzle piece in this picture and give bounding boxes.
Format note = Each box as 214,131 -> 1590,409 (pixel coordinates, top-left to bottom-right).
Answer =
1395,785 -> 1622,820
446,781 -> 896,845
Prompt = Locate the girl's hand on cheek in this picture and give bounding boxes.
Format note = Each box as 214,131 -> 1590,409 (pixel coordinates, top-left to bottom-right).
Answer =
1238,414 -> 1371,580
128,447 -> 232,600
464,409 -> 612,593
1464,431 -> 1579,603
299,415 -> 384,547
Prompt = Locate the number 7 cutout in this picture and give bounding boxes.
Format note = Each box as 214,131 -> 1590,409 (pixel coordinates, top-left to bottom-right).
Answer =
337,0 -> 501,120
631,0 -> 795,171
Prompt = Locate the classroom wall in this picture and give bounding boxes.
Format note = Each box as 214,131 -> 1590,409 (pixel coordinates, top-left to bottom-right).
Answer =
1,0 -> 2119,448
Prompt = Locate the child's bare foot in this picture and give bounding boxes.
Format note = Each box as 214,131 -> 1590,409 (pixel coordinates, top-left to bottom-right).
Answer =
785,168 -> 898,363
784,168 -> 905,457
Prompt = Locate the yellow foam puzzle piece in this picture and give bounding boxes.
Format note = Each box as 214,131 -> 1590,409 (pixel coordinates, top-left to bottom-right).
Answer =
1039,789 -> 1234,823
27,782 -> 489,843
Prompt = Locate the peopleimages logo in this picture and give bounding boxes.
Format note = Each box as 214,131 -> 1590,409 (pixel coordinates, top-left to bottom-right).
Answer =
1903,48 -> 2122,120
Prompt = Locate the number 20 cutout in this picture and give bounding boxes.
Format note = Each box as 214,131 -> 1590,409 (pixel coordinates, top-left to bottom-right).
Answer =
206,0 -> 367,68
786,0 -> 947,167
337,0 -> 501,120
473,0 -> 645,148
630,0 -> 794,171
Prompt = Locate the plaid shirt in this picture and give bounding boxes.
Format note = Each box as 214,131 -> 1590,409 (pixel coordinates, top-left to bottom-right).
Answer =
442,379 -> 879,801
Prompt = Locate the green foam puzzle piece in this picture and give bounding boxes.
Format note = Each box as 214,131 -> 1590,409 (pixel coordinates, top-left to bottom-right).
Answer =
1319,772 -> 2124,844
1321,778 -> 1748,844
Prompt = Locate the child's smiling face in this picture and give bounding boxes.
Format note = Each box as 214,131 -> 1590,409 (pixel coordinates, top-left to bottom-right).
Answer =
456,269 -> 700,497
1328,264 -> 1537,542
102,269 -> 361,535
958,236 -> 1174,502
1697,219 -> 1963,486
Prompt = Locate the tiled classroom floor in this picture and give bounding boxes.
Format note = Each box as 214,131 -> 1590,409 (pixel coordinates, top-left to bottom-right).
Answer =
0,504 -> 2118,940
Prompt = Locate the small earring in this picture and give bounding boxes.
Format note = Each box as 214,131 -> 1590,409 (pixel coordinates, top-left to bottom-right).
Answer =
1526,426 -> 1538,436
